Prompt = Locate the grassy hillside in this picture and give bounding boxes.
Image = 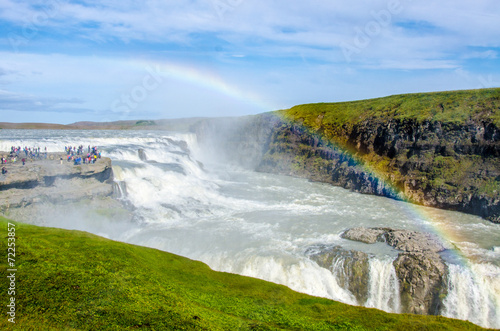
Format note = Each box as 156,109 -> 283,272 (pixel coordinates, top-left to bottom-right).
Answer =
0,217 -> 484,330
280,88 -> 500,129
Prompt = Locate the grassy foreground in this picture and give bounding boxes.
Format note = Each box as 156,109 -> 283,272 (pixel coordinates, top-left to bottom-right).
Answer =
0,217 -> 485,330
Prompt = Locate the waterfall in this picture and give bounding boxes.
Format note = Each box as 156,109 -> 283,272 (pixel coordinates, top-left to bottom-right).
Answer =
111,165 -> 127,199
198,252 -> 359,306
442,263 -> 500,329
365,258 -> 401,313
112,181 -> 127,199
2,129 -> 499,329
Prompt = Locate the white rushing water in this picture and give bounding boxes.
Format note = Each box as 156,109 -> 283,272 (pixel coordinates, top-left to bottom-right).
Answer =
1,129 -> 499,328
365,258 -> 401,313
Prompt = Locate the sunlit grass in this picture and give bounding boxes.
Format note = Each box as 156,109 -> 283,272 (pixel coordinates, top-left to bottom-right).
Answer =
280,88 -> 500,128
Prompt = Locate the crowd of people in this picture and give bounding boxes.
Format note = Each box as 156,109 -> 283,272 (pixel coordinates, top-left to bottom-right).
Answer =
1,145 -> 49,176
2,145 -> 42,167
5,146 -> 47,161
65,145 -> 102,165
0,145 -> 102,176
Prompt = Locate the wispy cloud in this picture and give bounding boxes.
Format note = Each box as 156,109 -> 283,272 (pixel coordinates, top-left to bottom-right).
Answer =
462,50 -> 498,60
1,0 -> 499,64
0,68 -> 17,77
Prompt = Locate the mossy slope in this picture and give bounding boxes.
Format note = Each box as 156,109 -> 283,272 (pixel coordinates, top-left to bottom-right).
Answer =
281,88 -> 500,128
0,217 -> 484,330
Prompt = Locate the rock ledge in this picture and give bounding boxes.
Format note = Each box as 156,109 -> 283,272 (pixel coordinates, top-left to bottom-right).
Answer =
0,152 -> 114,213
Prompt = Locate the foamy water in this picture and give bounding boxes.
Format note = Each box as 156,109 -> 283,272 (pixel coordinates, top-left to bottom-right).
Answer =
1,129 -> 499,328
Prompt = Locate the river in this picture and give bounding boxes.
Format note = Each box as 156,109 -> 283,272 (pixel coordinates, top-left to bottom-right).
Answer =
1,129 -> 499,328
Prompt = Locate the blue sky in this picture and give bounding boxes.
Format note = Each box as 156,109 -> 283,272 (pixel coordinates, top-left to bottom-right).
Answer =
0,0 -> 499,124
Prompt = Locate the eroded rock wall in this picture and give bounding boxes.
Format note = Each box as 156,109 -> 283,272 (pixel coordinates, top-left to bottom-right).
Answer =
257,118 -> 500,223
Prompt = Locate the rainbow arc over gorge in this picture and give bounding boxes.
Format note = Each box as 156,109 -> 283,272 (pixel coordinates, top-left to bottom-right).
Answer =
138,58 -> 481,267
287,121 -> 500,328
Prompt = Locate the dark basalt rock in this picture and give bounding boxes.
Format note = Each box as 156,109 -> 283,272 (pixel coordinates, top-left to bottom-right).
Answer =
341,227 -> 446,253
256,118 -> 500,223
339,227 -> 385,244
393,251 -> 447,315
138,148 -> 148,161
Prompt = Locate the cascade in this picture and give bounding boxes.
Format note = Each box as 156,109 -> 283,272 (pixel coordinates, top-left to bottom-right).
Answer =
1,129 -> 498,329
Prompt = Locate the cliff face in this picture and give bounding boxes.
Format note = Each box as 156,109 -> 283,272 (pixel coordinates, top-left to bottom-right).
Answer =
349,119 -> 499,219
257,121 -> 400,197
258,118 -> 500,222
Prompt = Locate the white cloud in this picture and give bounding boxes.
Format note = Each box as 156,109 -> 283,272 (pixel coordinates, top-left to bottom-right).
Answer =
1,0 -> 498,65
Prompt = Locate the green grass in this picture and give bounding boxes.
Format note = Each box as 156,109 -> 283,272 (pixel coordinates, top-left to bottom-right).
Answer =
279,88 -> 500,129
0,217 -> 486,330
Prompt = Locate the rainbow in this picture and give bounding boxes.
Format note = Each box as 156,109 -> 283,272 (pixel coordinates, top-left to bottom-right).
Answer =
131,58 -> 280,114
131,58 -> 487,266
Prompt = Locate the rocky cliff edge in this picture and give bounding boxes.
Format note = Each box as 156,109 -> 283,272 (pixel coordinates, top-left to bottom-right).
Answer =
0,153 -> 113,213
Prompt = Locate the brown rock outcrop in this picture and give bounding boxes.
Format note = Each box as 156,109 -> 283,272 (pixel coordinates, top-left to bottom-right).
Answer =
0,153 -> 114,213
341,227 -> 448,315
